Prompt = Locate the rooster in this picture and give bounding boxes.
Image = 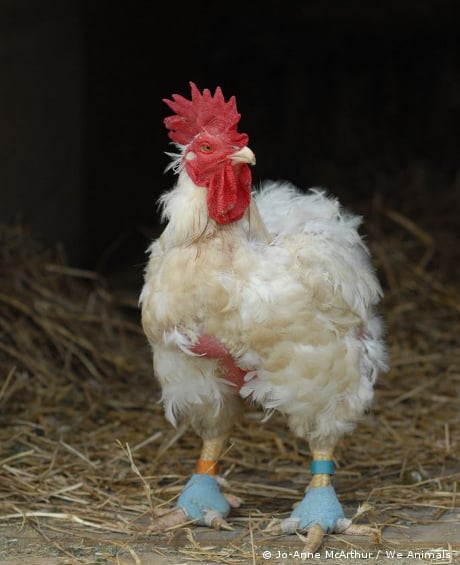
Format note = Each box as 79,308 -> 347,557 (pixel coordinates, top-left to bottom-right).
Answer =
140,82 -> 388,551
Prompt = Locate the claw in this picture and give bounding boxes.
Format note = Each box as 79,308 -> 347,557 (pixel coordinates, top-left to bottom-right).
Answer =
204,510 -> 234,531
212,516 -> 234,531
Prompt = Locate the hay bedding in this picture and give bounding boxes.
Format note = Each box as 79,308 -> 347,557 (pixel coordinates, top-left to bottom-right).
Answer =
0,183 -> 459,564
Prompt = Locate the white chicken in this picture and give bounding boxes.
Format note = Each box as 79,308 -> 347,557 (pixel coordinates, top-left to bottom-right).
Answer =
140,82 -> 388,551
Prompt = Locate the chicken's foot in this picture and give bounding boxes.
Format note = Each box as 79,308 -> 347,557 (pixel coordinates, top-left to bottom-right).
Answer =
151,435 -> 240,531
266,443 -> 378,552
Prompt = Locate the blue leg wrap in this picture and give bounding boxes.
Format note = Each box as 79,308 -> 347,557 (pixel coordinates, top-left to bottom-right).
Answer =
176,473 -> 230,525
289,485 -> 348,533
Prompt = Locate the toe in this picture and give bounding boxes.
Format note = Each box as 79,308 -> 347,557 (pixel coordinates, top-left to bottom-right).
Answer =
264,517 -> 300,535
298,524 -> 325,553
150,507 -> 188,530
342,523 -> 380,539
224,493 -> 243,508
204,510 -> 234,530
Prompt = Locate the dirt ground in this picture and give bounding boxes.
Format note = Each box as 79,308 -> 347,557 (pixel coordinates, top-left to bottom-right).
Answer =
1,505 -> 459,564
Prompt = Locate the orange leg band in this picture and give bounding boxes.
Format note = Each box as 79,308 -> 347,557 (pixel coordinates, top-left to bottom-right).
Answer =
195,459 -> 220,475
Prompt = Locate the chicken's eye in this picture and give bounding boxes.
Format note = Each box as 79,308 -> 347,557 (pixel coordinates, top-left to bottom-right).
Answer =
200,143 -> 213,153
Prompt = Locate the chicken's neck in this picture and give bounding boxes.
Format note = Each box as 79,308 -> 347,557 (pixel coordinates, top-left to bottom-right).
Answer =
159,172 -> 241,250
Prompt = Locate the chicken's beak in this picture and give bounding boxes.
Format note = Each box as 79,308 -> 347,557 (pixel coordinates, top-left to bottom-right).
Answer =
230,146 -> 256,166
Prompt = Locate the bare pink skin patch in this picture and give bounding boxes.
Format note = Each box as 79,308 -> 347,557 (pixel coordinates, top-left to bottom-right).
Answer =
190,334 -> 247,391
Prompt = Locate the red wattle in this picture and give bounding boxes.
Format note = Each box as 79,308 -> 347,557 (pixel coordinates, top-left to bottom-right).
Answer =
207,162 -> 252,224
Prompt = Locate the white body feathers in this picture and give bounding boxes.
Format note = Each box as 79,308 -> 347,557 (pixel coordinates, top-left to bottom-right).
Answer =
140,174 -> 387,443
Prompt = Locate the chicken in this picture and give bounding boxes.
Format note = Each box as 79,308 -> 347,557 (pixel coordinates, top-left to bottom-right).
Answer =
139,82 -> 388,551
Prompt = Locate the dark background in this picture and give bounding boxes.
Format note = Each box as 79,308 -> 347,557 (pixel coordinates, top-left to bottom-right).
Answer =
1,0 -> 459,277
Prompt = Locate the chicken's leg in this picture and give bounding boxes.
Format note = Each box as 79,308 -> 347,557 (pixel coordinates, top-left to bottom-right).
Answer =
175,434 -> 241,530
152,434 -> 241,531
266,441 -> 376,551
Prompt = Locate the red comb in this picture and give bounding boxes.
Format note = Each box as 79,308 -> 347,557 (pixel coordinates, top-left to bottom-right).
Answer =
163,82 -> 248,147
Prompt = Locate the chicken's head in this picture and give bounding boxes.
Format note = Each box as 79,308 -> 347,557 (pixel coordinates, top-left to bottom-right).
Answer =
163,82 -> 255,224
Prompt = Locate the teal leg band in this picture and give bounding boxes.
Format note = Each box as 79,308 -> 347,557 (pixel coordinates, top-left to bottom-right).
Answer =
310,460 -> 335,475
